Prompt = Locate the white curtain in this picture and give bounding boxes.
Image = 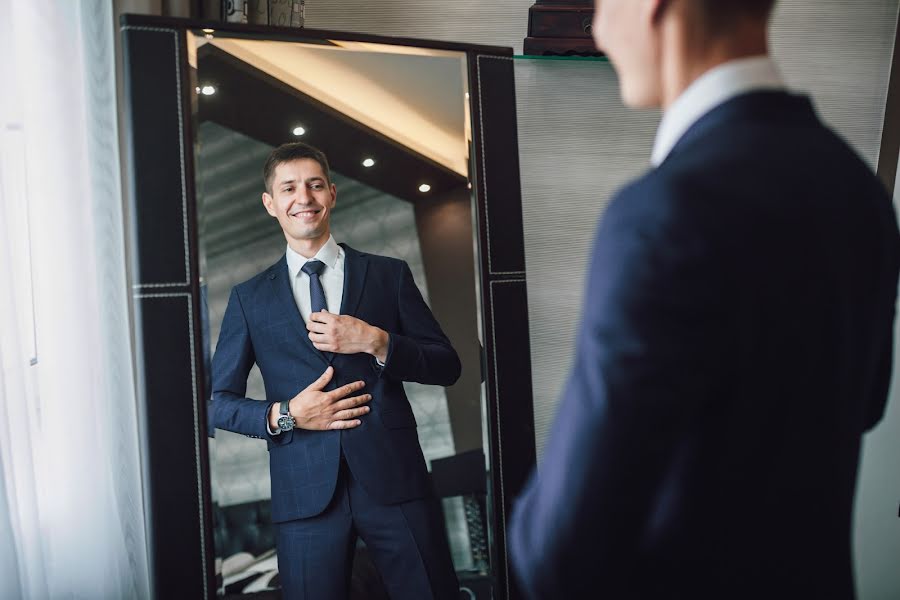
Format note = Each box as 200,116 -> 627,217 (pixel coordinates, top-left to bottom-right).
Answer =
0,1 -> 150,598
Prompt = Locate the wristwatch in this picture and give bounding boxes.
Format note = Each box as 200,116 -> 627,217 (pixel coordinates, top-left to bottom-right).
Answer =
277,401 -> 296,433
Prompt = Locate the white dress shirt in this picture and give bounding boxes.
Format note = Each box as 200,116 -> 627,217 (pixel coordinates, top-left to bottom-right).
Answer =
270,235 -> 383,436
285,234 -> 345,321
268,236 -> 345,436
651,56 -> 785,167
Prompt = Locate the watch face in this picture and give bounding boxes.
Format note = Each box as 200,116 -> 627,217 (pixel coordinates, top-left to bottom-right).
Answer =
277,414 -> 294,431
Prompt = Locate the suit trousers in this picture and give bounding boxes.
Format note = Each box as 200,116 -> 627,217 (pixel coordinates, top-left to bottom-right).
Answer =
275,455 -> 459,600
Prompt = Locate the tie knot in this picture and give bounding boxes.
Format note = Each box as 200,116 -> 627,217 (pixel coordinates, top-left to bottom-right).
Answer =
301,259 -> 325,277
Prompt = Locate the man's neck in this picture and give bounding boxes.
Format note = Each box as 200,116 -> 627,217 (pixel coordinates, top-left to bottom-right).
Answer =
288,233 -> 330,259
659,20 -> 770,110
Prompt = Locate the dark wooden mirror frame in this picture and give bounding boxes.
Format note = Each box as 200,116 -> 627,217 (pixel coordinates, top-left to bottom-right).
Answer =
120,13 -> 536,599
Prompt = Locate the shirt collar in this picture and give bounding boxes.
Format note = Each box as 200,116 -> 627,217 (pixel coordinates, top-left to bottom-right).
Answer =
651,56 -> 784,167
285,234 -> 341,277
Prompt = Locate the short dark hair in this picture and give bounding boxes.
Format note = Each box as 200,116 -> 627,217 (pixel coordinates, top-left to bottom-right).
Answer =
263,142 -> 331,194
696,0 -> 777,29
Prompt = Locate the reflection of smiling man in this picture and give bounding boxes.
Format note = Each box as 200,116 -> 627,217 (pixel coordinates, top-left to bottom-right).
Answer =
210,142 -> 461,599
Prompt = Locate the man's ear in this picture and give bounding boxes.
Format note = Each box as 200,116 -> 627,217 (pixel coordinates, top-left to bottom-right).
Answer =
329,183 -> 337,208
262,192 -> 277,217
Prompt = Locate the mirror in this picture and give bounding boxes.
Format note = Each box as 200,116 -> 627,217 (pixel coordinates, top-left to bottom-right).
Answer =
120,15 -> 535,600
191,31 -> 492,598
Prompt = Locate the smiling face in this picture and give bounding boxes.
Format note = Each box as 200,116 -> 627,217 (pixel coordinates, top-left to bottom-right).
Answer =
262,158 -> 337,253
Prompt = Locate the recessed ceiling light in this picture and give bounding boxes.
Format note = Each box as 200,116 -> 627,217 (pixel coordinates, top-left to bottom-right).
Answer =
465,92 -> 470,99
195,86 -> 201,93
292,126 -> 306,136
362,158 -> 375,168
418,184 -> 431,193
200,85 -> 216,96
202,28 -> 215,34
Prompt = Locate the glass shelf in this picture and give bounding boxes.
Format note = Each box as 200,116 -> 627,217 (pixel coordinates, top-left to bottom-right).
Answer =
513,54 -> 609,62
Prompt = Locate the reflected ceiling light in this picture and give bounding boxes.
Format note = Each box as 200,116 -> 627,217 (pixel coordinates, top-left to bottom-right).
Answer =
362,158 -> 376,168
200,85 -> 216,96
195,86 -> 201,93
465,92 -> 470,100
418,184 -> 432,193
292,126 -> 306,136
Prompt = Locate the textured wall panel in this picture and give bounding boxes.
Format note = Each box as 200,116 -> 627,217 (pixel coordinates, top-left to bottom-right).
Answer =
770,0 -> 898,168
515,59 -> 658,457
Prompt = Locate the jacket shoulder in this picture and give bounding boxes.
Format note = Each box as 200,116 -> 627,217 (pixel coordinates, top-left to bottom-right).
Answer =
343,244 -> 407,274
231,259 -> 284,297
605,167 -> 706,231
366,253 -> 406,272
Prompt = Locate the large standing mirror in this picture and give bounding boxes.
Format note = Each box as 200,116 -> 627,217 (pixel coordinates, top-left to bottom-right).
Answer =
121,15 -> 535,600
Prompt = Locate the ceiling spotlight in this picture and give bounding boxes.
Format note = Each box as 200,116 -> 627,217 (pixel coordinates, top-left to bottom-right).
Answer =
195,86 -> 201,93
418,184 -> 432,193
362,158 -> 375,168
292,126 -> 306,136
202,28 -> 215,34
200,85 -> 216,96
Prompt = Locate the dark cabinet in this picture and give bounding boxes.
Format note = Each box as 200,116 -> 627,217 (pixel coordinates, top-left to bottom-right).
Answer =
524,0 -> 602,56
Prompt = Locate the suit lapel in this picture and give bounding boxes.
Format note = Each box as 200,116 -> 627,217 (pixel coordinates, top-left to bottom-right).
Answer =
339,243 -> 369,319
267,256 -> 329,366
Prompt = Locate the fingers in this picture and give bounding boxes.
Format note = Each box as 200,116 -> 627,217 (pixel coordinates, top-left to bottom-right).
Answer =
305,366 -> 334,391
310,311 -> 334,324
333,393 -> 372,412
327,380 -> 366,401
331,405 -> 370,421
308,329 -> 338,352
328,419 -> 362,430
306,321 -> 329,333
308,331 -> 332,345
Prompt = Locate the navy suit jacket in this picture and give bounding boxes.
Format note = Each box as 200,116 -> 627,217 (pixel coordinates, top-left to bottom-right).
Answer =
210,244 -> 461,523
509,92 -> 899,599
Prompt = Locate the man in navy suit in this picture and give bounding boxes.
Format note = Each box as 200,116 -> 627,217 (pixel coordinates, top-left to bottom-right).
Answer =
210,142 -> 460,599
510,1 -> 899,598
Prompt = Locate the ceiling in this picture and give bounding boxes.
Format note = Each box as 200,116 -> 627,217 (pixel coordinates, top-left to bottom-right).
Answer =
195,35 -> 470,176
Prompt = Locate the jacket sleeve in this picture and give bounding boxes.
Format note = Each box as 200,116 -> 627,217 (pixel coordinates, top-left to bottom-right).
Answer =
380,261 -> 462,387
208,287 -> 274,439
508,182 -> 725,598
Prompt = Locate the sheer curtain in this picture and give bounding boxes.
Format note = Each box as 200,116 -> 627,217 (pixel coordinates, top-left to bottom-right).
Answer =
0,1 -> 150,597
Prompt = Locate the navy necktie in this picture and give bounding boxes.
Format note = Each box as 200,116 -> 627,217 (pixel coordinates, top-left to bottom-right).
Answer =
301,259 -> 328,314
